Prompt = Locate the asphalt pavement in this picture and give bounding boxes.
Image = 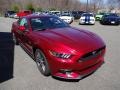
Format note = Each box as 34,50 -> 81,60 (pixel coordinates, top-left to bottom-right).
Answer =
0,17 -> 120,90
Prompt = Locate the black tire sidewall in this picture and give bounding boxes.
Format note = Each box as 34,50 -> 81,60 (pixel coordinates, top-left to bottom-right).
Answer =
35,49 -> 50,76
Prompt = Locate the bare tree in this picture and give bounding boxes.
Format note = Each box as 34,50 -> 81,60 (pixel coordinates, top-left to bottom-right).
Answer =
90,0 -> 104,12
115,0 -> 120,9
107,0 -> 117,11
0,0 -> 82,13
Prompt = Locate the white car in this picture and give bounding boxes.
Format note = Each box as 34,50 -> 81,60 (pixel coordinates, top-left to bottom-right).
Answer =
59,14 -> 74,24
33,12 -> 42,15
50,11 -> 61,16
13,13 -> 19,19
9,13 -> 19,19
79,13 -> 95,25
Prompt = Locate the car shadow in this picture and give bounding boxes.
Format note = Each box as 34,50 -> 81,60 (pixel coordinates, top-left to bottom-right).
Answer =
99,21 -> 120,26
0,32 -> 14,83
79,24 -> 95,26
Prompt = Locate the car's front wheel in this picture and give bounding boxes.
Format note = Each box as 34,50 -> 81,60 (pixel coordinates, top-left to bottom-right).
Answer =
35,49 -> 50,76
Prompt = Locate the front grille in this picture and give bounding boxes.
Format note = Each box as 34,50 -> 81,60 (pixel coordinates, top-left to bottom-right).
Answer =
79,46 -> 105,62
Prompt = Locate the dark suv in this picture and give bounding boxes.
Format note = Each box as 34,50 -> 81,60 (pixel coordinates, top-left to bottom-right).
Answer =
71,11 -> 85,19
4,11 -> 16,17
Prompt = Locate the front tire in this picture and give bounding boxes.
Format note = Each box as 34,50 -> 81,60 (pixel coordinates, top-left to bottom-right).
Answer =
35,49 -> 50,76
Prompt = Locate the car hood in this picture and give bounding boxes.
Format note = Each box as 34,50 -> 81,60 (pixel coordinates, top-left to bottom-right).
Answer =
105,16 -> 119,19
35,27 -> 105,53
96,14 -> 103,17
80,16 -> 95,19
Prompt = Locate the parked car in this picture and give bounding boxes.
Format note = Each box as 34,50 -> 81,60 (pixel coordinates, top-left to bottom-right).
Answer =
32,12 -> 42,15
95,13 -> 105,21
13,13 -> 19,19
79,13 -> 95,25
4,11 -> 16,17
71,11 -> 85,19
8,13 -> 19,19
17,10 -> 32,18
100,13 -> 120,25
78,11 -> 86,18
59,13 -> 74,24
49,10 -> 61,16
11,15 -> 106,80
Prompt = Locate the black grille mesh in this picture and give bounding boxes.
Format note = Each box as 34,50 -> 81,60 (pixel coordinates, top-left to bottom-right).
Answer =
79,46 -> 105,62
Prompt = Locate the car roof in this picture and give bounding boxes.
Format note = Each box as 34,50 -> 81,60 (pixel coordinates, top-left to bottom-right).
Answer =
104,13 -> 118,16
82,13 -> 93,15
83,12 -> 93,14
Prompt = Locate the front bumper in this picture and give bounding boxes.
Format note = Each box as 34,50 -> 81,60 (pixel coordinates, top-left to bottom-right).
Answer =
48,48 -> 105,79
79,20 -> 95,25
102,20 -> 120,25
62,19 -> 73,24
53,59 -> 104,79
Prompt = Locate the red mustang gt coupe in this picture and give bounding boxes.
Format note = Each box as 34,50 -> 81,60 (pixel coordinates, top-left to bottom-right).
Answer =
11,15 -> 106,80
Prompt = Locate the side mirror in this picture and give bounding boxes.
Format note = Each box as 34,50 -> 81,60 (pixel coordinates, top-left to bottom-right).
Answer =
19,26 -> 26,31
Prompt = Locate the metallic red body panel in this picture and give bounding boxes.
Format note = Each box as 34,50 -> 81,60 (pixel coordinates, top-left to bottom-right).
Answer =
11,15 -> 106,79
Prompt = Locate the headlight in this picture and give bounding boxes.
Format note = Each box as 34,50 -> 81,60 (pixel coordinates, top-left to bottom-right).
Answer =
80,19 -> 84,21
49,51 -> 72,59
91,19 -> 95,21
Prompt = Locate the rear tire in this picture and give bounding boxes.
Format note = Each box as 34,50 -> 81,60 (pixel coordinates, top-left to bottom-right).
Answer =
35,49 -> 50,76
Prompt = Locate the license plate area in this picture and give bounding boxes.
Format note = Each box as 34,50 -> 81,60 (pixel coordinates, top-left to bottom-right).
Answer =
111,21 -> 115,24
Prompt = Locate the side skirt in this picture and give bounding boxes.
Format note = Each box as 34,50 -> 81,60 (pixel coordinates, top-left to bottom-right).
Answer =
19,42 -> 35,60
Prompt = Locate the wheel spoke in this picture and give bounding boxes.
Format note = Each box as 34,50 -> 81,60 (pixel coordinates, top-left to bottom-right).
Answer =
36,51 -> 46,72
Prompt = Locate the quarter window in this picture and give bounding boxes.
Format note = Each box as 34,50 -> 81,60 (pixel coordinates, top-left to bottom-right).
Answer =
19,18 -> 29,29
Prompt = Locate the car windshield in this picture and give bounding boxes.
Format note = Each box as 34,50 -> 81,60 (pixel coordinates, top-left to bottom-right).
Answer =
61,13 -> 71,16
24,11 -> 31,14
104,13 -> 118,17
82,13 -> 93,17
78,11 -> 85,15
50,11 -> 60,15
8,11 -> 16,14
99,13 -> 105,15
30,16 -> 69,31
72,11 -> 78,14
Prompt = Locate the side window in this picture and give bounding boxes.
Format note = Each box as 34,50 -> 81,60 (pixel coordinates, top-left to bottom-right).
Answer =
31,18 -> 44,30
50,17 -> 62,25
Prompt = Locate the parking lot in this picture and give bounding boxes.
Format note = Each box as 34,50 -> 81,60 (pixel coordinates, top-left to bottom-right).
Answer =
0,17 -> 120,90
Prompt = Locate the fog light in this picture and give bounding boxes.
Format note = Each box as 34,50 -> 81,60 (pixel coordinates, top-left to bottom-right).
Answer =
66,72 -> 73,78
59,69 -> 72,74
59,69 -> 73,78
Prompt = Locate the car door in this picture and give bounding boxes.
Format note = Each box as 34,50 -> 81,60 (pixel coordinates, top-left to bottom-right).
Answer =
16,18 -> 26,43
18,18 -> 33,54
